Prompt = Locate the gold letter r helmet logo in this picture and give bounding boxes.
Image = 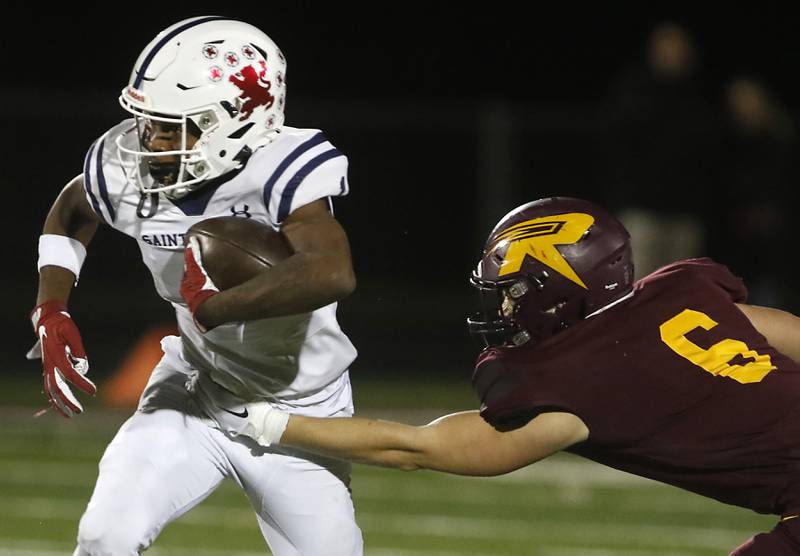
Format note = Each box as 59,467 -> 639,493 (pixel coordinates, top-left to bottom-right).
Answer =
491,212 -> 595,289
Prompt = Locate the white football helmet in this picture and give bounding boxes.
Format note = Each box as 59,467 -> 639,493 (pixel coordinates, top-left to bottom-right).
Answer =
117,16 -> 287,198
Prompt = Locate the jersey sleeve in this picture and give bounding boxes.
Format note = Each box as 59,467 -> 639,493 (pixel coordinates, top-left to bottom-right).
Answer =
472,348 -> 580,430
262,132 -> 350,225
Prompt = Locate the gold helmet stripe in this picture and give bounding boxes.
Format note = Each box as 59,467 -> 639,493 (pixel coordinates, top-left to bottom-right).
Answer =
492,212 -> 595,288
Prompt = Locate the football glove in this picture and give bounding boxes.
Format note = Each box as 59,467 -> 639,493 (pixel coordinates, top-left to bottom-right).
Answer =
188,373 -> 289,447
29,301 -> 96,417
180,236 -> 219,332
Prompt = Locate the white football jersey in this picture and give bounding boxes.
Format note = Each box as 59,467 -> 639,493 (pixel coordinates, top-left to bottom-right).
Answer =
82,119 -> 357,401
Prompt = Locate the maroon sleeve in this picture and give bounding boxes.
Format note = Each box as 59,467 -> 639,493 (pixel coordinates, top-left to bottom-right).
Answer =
472,350 -> 531,430
472,348 -> 580,430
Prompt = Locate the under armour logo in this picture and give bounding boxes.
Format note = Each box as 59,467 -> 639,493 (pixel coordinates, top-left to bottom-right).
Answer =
230,205 -> 252,218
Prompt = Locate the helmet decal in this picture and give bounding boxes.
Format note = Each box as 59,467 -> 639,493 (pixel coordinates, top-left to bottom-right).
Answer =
493,212 -> 594,288
224,52 -> 240,67
125,87 -> 146,103
209,66 -> 224,82
229,60 -> 274,121
202,45 -> 219,59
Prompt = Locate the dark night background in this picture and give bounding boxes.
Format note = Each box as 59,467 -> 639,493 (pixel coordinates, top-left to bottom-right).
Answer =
4,4 -> 799,387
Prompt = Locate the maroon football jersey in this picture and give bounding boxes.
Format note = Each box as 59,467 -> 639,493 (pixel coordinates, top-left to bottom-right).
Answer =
473,258 -> 800,515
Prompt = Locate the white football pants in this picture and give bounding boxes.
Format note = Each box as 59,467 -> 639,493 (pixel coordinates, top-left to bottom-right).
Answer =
73,339 -> 363,556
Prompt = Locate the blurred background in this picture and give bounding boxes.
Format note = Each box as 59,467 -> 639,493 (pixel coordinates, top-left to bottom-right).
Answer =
1,4 -> 797,554
5,4 -> 800,382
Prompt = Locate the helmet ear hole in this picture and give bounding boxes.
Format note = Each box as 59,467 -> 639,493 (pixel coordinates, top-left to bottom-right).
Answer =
542,299 -> 569,316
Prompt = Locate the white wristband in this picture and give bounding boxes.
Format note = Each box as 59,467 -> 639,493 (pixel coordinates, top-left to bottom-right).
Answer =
37,234 -> 87,282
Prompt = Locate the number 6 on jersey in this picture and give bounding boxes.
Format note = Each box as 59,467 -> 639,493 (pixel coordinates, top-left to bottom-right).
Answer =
659,308 -> 777,384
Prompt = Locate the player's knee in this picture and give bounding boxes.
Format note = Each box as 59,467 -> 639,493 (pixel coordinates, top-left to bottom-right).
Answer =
76,509 -> 147,556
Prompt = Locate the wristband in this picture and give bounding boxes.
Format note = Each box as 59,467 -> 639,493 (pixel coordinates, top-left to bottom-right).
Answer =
37,234 -> 87,282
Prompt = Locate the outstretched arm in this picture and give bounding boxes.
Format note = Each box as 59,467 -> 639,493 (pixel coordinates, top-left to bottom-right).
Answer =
281,410 -> 589,476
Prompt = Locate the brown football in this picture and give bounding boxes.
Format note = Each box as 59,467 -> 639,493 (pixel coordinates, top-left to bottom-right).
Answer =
186,217 -> 293,290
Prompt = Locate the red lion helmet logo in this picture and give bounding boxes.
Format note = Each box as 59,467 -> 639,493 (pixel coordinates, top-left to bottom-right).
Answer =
229,60 -> 275,121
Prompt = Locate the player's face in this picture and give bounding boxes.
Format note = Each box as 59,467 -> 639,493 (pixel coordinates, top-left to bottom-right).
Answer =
141,119 -> 201,185
501,290 -> 517,319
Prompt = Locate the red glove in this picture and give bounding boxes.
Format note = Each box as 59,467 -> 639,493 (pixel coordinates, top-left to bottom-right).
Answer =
30,301 -> 96,417
180,236 -> 219,332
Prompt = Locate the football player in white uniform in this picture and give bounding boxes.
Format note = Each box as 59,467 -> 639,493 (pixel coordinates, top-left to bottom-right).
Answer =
29,17 -> 363,555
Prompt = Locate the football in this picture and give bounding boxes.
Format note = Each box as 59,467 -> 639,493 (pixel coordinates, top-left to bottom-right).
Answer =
186,217 -> 293,290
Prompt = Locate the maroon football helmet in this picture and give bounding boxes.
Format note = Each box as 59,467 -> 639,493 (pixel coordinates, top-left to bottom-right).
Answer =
468,197 -> 634,347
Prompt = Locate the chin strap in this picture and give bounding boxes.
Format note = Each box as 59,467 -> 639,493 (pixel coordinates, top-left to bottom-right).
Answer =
136,192 -> 160,218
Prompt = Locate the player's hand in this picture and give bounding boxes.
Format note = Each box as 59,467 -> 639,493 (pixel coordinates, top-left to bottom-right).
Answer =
213,400 -> 289,447
180,236 -> 219,332
191,378 -> 289,446
30,301 -> 97,418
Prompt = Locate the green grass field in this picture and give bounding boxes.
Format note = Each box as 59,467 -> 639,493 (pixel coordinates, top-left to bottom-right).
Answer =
0,377 -> 778,555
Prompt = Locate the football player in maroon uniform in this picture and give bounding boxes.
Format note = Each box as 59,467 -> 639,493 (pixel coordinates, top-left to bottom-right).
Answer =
219,197 -> 800,555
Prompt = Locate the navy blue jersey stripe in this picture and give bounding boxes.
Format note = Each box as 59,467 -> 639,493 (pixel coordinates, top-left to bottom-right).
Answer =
262,132 -> 326,213
83,141 -> 107,225
133,16 -> 230,89
94,139 -> 116,222
277,148 -> 343,222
